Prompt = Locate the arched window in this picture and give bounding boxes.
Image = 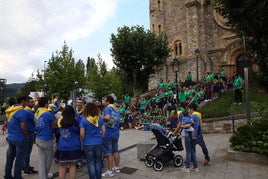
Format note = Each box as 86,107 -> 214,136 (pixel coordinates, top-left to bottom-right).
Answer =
158,25 -> 161,33
179,43 -> 182,55
152,24 -> 155,32
174,40 -> 182,56
158,0 -> 161,10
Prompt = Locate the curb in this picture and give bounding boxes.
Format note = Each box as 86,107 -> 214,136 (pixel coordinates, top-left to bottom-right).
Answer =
227,146 -> 268,165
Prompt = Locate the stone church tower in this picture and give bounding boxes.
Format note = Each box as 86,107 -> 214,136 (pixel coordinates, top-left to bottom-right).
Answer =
148,0 -> 248,90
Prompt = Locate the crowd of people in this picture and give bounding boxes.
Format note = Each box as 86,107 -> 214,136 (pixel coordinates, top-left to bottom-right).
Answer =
2,95 -> 121,179
1,69 -> 244,177
117,69 -> 243,131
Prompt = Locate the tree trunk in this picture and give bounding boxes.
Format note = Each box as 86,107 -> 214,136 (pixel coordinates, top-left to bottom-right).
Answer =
133,71 -> 140,97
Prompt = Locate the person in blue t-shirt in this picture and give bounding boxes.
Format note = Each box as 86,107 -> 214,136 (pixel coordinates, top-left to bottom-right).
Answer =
52,93 -> 60,112
75,99 -> 84,124
54,105 -> 83,179
4,96 -> 29,179
35,97 -> 57,179
188,103 -> 211,166
166,109 -> 179,131
80,102 -> 105,179
181,110 -> 199,173
23,96 -> 38,174
102,95 -> 120,177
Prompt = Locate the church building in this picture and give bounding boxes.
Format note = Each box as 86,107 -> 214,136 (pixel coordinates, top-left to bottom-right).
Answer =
148,0 -> 250,90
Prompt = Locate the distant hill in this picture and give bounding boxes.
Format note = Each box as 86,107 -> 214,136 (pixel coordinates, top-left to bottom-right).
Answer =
5,83 -> 25,97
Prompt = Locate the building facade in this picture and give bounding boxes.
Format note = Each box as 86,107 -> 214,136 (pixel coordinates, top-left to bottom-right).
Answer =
148,0 -> 249,90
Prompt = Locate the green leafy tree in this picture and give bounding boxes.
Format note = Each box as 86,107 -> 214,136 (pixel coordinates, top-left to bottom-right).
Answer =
86,55 -> 124,101
17,74 -> 38,96
110,25 -> 171,96
214,0 -> 268,90
43,41 -> 86,100
86,55 -> 111,101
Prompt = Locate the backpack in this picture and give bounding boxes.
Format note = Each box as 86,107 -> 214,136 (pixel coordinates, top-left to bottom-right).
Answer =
105,107 -> 120,128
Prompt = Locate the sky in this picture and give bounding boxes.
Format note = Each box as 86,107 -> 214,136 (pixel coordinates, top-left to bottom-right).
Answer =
0,0 -> 149,84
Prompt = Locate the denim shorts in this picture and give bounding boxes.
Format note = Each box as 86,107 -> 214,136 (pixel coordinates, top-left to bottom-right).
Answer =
103,135 -> 119,156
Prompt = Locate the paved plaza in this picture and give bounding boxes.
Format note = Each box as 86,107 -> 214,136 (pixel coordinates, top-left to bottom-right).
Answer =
0,128 -> 267,179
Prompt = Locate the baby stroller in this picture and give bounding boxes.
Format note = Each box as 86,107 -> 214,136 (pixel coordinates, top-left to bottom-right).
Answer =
144,123 -> 184,171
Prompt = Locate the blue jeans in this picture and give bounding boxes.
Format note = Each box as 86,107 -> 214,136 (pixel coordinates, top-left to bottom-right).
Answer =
184,136 -> 198,169
103,135 -> 119,156
4,139 -> 27,179
197,130 -> 210,160
23,132 -> 35,171
84,144 -> 103,179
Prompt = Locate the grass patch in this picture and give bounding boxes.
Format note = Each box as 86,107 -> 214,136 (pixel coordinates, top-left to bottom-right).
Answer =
199,85 -> 268,119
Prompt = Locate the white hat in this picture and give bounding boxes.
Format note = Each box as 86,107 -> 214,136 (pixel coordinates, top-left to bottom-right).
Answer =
48,103 -> 56,108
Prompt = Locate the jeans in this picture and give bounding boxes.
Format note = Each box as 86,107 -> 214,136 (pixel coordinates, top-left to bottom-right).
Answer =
234,88 -> 242,103
205,83 -> 211,100
184,136 -> 198,169
4,139 -> 27,179
103,135 -> 119,156
197,130 -> 210,160
84,144 -> 103,179
23,132 -> 35,171
35,139 -> 53,179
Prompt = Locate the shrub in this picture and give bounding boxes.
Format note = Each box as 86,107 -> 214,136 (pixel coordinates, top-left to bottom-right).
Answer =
230,118 -> 268,156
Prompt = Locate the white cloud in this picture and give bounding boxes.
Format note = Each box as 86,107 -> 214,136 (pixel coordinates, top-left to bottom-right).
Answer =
0,0 -> 119,83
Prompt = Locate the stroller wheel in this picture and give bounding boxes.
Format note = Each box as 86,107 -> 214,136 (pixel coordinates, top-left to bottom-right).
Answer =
76,162 -> 82,172
144,156 -> 154,167
102,159 -> 107,168
153,160 -> 164,171
174,155 -> 183,167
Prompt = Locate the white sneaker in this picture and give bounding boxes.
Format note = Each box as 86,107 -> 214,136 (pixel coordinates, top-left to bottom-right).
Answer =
112,166 -> 120,173
191,167 -> 199,172
47,173 -> 53,178
181,167 -> 190,173
102,170 -> 114,177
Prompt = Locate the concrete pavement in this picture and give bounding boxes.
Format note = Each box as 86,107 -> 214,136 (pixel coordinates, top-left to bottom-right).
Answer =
0,128 -> 268,179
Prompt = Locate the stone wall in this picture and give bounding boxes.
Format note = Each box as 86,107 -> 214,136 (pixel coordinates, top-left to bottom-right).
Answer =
202,118 -> 247,133
201,113 -> 260,133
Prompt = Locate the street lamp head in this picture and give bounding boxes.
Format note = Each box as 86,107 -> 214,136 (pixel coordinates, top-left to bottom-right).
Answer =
172,58 -> 179,72
195,49 -> 200,57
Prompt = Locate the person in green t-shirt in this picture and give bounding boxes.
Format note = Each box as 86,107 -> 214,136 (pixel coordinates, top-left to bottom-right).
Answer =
157,79 -> 165,94
178,87 -> 187,108
123,93 -> 131,107
233,73 -> 244,104
197,87 -> 205,102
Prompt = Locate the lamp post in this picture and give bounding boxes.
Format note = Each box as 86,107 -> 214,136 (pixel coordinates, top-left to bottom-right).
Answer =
43,84 -> 47,97
195,49 -> 200,82
242,35 -> 250,120
72,81 -> 78,107
172,58 -> 180,93
0,78 -> 7,104
44,60 -> 47,70
43,60 -> 47,79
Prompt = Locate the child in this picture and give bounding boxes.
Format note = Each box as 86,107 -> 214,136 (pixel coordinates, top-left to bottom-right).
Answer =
181,110 -> 195,139
2,119 -> 7,135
